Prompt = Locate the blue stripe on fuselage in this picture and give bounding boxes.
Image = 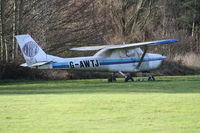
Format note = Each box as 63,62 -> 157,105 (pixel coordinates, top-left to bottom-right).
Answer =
51,57 -> 164,68
52,62 -> 69,68
99,57 -> 164,65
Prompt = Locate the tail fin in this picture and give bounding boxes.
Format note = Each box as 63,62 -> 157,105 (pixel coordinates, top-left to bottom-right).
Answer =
15,34 -> 47,66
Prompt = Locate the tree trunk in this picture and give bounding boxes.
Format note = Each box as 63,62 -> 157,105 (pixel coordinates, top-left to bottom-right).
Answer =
0,30 -> 2,61
0,0 -> 2,60
15,0 -> 19,58
4,39 -> 8,62
19,0 -> 24,34
0,0 -> 5,61
12,0 -> 16,60
192,0 -> 197,37
15,0 -> 24,58
192,19 -> 195,37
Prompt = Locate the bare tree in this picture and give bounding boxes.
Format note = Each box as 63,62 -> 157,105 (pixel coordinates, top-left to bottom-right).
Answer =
0,0 -> 2,61
98,0 -> 157,44
45,0 -> 106,56
0,0 -> 8,62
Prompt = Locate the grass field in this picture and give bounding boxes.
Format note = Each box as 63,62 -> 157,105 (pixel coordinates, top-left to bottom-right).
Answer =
0,75 -> 200,133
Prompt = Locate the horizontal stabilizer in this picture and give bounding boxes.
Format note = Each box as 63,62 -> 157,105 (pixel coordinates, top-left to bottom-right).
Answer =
20,63 -> 28,67
31,62 -> 50,67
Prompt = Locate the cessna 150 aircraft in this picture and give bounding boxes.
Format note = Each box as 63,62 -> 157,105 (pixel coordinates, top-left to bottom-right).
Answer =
16,34 -> 178,82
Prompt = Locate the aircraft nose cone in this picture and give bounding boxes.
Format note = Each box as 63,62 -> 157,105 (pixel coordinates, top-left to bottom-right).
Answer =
156,54 -> 166,60
161,55 -> 166,59
148,54 -> 165,70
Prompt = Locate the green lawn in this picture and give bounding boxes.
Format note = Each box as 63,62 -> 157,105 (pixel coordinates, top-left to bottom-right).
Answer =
0,75 -> 200,133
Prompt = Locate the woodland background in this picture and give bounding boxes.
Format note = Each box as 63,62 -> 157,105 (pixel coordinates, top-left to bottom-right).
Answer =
0,0 -> 200,80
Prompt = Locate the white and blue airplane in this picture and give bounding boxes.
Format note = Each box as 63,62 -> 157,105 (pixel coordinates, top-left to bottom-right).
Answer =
16,34 -> 178,82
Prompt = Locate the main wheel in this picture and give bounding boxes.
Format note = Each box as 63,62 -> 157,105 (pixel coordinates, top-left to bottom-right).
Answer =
148,76 -> 155,81
125,76 -> 134,82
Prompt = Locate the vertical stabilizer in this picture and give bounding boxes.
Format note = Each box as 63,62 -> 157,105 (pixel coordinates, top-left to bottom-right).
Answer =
15,34 -> 47,66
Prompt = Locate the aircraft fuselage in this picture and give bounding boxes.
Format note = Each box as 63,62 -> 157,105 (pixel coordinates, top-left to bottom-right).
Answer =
37,53 -> 165,72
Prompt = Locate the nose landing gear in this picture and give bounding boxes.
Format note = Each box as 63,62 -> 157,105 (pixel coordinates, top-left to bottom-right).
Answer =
148,75 -> 155,81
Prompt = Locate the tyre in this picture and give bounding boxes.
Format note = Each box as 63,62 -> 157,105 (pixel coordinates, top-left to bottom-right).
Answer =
125,76 -> 134,82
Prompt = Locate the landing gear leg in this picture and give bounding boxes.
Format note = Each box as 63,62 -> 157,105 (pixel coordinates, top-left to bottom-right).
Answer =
108,73 -> 117,82
118,71 -> 134,82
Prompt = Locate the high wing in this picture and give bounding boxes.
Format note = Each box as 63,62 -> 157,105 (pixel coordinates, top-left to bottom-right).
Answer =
70,39 -> 178,51
70,45 -> 114,51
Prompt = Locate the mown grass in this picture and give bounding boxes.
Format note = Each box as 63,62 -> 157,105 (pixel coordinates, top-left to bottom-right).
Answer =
0,75 -> 200,133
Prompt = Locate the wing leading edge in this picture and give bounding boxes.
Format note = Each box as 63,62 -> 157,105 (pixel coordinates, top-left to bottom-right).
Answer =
70,45 -> 114,51
70,39 -> 178,51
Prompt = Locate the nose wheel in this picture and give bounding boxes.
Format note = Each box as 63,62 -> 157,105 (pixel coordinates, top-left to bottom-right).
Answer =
138,73 -> 156,81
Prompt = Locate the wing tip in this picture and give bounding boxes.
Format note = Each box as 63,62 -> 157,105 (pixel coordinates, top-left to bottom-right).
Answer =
70,48 -> 78,51
155,39 -> 179,44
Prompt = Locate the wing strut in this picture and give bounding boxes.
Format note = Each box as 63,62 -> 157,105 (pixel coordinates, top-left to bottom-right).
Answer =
136,46 -> 148,69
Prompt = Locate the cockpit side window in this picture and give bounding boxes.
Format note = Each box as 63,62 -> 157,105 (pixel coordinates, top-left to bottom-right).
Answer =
109,48 -> 143,59
125,49 -> 136,57
119,49 -> 127,58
